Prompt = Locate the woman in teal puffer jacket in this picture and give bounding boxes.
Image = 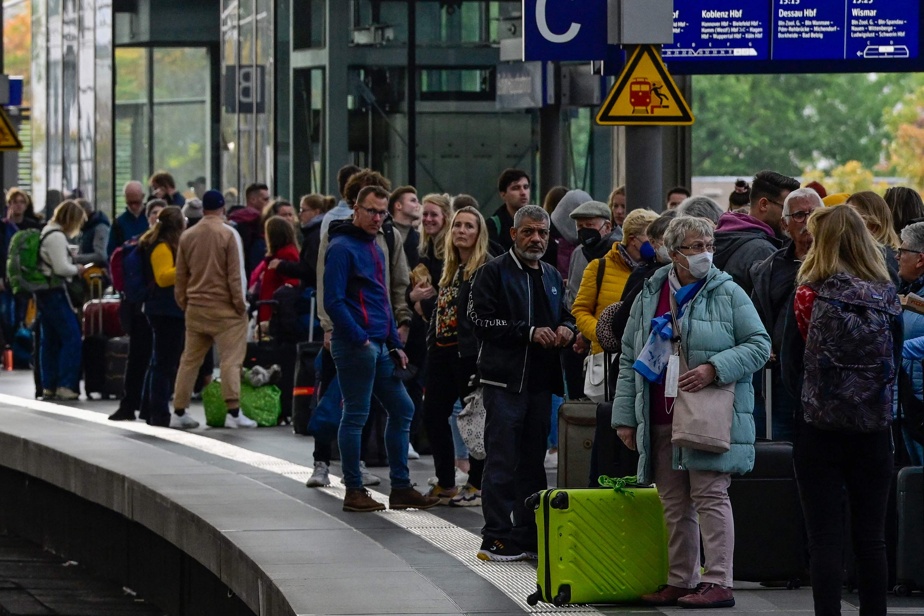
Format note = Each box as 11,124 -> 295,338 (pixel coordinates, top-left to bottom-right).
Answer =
612,215 -> 770,609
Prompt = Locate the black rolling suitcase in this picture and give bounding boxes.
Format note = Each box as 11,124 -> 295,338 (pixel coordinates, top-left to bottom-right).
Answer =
292,296 -> 322,435
246,300 -> 297,424
894,466 -> 924,596
82,276 -> 127,399
729,368 -> 806,588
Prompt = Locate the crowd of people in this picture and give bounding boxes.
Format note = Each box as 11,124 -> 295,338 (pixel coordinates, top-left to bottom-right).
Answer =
1,166 -> 922,615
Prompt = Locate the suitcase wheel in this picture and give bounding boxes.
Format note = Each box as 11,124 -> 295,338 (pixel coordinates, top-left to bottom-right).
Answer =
553,585 -> 571,606
550,491 -> 569,510
893,584 -> 912,597
524,492 -> 541,511
786,578 -> 802,590
526,587 -> 541,606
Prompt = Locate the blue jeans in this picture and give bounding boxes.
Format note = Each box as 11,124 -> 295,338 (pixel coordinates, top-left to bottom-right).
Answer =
36,289 -> 81,391
143,315 -> 185,426
481,385 -> 551,551
548,394 -> 563,449
331,339 -> 415,490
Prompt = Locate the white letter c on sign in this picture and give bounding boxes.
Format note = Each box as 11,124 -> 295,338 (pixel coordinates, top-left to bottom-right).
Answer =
536,0 -> 581,43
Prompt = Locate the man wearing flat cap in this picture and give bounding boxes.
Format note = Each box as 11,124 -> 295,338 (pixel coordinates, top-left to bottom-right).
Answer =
565,200 -> 618,309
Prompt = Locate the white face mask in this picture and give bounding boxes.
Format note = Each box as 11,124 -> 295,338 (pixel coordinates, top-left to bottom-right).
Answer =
656,245 -> 671,263
680,251 -> 713,279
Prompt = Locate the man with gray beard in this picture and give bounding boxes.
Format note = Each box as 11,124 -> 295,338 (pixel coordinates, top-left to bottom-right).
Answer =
468,205 -> 576,561
749,187 -> 822,440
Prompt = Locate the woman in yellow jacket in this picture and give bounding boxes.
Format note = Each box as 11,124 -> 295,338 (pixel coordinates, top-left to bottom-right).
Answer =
572,208 -> 660,355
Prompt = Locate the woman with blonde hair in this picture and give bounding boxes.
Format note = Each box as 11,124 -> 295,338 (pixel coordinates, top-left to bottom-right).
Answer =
847,191 -> 900,282
423,206 -> 494,506
791,204 -> 898,616
36,200 -> 87,400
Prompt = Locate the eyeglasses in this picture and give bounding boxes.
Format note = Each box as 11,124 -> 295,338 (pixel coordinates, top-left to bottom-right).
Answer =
767,199 -> 785,208
356,206 -> 388,219
897,247 -> 924,256
783,210 -> 811,223
299,207 -> 313,214
677,242 -> 715,253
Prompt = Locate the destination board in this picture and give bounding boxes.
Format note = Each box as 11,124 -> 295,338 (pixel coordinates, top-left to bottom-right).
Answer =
663,0 -> 922,74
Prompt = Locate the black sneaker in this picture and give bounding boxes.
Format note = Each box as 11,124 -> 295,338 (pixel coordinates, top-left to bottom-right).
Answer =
477,538 -> 526,562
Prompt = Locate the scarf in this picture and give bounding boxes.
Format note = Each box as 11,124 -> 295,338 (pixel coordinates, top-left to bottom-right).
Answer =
618,243 -> 640,270
633,269 -> 705,383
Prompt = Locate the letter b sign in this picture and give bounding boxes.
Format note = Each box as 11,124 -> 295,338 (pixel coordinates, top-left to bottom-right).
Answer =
223,65 -> 266,114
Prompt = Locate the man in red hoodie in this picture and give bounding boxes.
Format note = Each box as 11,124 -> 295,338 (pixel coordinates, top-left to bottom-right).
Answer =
229,182 -> 270,277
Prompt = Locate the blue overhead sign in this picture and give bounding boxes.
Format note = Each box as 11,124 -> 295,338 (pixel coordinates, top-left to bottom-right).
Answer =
664,0 -> 922,74
522,0 -> 608,62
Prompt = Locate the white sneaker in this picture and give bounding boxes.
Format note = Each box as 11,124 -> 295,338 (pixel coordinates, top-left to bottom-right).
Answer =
544,449 -> 558,469
170,413 -> 199,430
408,442 -> 421,460
359,461 -> 381,486
225,412 -> 258,429
55,387 -> 80,401
305,461 -> 330,487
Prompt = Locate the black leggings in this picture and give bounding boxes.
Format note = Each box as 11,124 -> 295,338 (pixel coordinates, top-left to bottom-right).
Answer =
423,346 -> 483,489
793,419 -> 893,616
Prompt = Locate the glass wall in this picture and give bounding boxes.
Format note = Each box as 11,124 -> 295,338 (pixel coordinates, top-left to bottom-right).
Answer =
221,0 -> 275,203
113,48 -> 209,202
31,0 -> 112,215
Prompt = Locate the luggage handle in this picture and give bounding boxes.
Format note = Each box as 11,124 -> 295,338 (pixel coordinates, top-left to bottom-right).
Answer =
89,273 -> 104,335
763,366 -> 773,440
253,299 -> 278,343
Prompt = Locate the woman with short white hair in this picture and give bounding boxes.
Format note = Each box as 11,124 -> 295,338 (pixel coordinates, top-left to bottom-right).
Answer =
613,215 -> 770,608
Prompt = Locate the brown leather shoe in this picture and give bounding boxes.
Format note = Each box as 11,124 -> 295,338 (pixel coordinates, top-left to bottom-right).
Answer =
389,487 -> 440,510
676,583 -> 735,609
342,488 -> 385,512
640,584 -> 697,606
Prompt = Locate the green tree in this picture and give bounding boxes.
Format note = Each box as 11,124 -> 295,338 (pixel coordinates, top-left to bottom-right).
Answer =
692,73 -> 912,178
3,1 -> 31,106
802,161 -> 887,196
883,83 -> 924,192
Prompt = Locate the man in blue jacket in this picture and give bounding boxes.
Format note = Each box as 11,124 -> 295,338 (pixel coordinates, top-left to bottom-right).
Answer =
468,204 -> 576,561
323,185 -> 439,513
107,181 -> 149,257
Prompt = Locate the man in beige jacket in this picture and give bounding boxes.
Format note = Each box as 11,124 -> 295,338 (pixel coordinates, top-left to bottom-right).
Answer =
171,190 -> 256,429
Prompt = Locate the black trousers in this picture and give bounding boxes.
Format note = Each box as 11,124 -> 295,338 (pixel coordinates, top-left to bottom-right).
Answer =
117,301 -> 153,416
793,419 -> 893,616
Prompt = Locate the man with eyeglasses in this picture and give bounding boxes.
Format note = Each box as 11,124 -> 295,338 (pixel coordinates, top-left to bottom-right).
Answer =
749,187 -> 822,440
107,181 -> 149,257
713,170 -> 800,296
324,185 -> 440,513
468,205 -> 576,562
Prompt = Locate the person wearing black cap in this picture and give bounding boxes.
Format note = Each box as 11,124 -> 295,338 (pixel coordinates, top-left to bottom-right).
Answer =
170,189 -> 256,429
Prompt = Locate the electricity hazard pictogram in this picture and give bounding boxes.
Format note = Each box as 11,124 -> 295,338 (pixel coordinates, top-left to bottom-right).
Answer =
596,45 -> 694,126
0,107 -> 23,150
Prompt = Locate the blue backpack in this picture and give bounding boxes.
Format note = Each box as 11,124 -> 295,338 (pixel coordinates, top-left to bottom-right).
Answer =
121,243 -> 150,303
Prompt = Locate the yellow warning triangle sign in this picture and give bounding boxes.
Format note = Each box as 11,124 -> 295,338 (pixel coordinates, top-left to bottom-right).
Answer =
0,107 -> 22,151
596,45 -> 694,126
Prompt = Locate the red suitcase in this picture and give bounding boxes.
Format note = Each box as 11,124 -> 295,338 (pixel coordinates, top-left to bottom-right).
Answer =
83,297 -> 124,338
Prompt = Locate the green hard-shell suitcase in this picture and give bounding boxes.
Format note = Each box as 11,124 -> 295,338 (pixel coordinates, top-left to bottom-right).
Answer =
526,485 -> 668,606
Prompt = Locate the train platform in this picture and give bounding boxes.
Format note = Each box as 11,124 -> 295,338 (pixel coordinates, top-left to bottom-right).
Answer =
0,368 -> 922,616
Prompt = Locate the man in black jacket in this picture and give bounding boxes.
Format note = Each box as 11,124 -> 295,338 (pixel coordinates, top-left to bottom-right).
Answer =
468,205 -> 576,562
750,187 -> 821,440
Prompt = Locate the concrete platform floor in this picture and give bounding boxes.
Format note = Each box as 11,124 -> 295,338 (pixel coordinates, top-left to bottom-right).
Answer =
1,368 -> 923,616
